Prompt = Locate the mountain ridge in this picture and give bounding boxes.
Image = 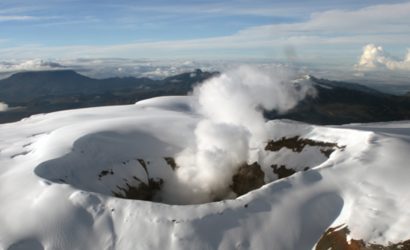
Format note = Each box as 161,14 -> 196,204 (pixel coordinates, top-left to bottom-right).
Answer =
264,75 -> 410,125
0,69 -> 218,103
1,69 -> 410,125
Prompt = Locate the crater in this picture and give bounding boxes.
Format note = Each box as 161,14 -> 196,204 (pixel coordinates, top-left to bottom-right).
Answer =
34,131 -> 345,205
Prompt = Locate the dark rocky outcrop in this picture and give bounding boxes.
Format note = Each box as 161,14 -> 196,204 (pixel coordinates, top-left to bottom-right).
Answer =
231,162 -> 265,196
316,225 -> 410,250
271,164 -> 297,179
112,177 -> 163,201
164,157 -> 178,170
265,136 -> 344,157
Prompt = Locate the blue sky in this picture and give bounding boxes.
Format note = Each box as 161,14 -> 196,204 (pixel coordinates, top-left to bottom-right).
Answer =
0,0 -> 410,67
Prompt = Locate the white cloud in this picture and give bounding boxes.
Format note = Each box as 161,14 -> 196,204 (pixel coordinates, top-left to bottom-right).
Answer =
125,3 -> 295,17
0,102 -> 8,112
0,15 -> 36,21
355,44 -> 410,71
0,58 -> 220,79
0,58 -> 305,82
0,59 -> 64,73
1,2 -> 409,60
64,58 -> 219,79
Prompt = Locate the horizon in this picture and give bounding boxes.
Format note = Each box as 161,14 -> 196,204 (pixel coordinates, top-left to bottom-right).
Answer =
1,0 -> 409,86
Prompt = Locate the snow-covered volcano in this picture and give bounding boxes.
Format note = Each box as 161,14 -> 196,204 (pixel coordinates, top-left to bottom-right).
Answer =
1,94 -> 410,249
1,66 -> 410,250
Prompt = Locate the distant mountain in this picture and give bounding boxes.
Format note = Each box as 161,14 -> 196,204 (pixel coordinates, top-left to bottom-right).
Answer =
0,69 -> 217,123
307,75 -> 382,95
0,70 -> 155,103
160,69 -> 216,92
0,69 -> 219,104
1,70 -> 410,125
269,76 -> 410,124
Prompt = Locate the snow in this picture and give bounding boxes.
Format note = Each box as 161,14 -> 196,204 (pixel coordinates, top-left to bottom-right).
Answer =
1,96 -> 410,249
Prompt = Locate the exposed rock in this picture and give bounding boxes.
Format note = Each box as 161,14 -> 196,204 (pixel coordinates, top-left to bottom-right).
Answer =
98,169 -> 114,180
137,158 -> 149,174
265,136 -> 345,158
320,148 -> 335,158
111,158 -> 164,201
231,162 -> 265,196
112,178 -> 163,201
164,157 -> 178,170
316,224 -> 410,250
271,164 -> 297,179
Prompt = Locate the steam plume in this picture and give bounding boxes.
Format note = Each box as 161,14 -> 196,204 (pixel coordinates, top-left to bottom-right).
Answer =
171,65 -> 315,204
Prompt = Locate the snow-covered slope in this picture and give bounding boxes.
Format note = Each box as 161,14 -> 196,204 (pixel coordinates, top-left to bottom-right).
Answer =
1,96 -> 410,250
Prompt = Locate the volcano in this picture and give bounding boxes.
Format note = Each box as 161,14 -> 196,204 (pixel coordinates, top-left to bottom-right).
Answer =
1,95 -> 410,249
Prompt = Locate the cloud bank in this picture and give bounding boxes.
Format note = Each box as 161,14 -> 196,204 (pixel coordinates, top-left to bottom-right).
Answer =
0,58 -> 203,79
0,58 -> 289,80
0,59 -> 64,72
355,44 -> 410,71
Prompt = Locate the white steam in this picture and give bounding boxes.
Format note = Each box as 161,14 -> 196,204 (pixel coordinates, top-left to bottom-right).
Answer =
355,44 -> 410,71
171,65 -> 315,204
0,102 -> 8,112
